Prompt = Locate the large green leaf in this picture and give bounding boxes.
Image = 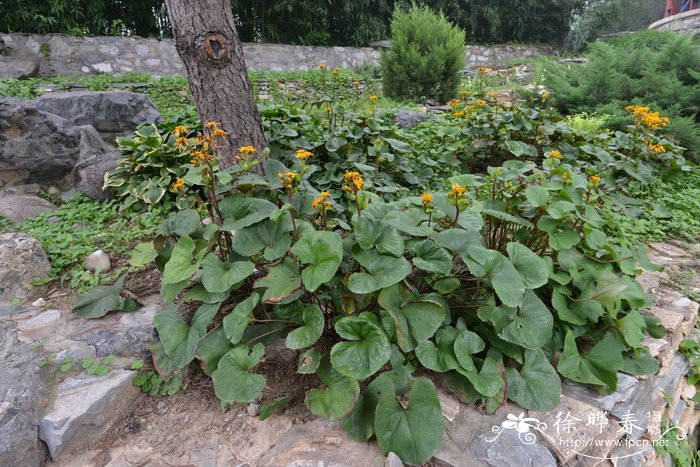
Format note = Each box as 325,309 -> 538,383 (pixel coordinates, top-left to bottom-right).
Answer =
297,348 -> 322,374
340,372 -> 396,441
290,231 -> 343,292
378,285 -> 446,352
201,254 -> 255,293
506,242 -> 548,289
375,377 -> 444,465
254,258 -> 302,304
305,359 -> 360,420
463,245 -> 525,307
348,246 -> 412,294
411,240 -> 453,276
384,208 -> 434,237
129,242 -> 158,267
159,209 -> 201,236
415,326 -> 460,372
162,236 -> 206,284
353,216 -> 404,257
431,229 -> 481,256
549,231 -> 581,250
73,276 -> 140,318
212,343 -> 266,403
196,326 -> 234,376
331,314 -> 392,379
498,290 -> 553,350
453,330 -> 486,372
222,293 -> 260,344
557,332 -> 626,392
505,349 -> 561,411
154,302 -> 219,369
232,217 -> 292,261
459,354 -> 504,398
219,194 -> 278,231
286,305 -> 324,350
524,186 -> 549,207
617,310 -> 647,349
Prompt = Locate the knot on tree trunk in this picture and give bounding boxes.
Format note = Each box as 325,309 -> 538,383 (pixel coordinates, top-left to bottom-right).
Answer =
200,33 -> 231,66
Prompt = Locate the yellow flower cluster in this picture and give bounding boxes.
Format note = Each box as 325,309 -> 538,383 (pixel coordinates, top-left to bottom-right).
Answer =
205,121 -> 221,128
211,128 -> 229,138
295,149 -> 313,161
332,67 -> 341,75
239,146 -> 256,154
277,171 -> 299,189
590,175 -> 601,187
171,177 -> 185,192
343,171 -> 364,192
190,150 -> 209,165
548,150 -> 563,159
176,136 -> 189,150
476,67 -> 487,74
541,92 -> 550,100
626,105 -> 670,130
449,184 -> 467,200
471,99 -> 486,107
421,193 -> 433,208
644,140 -> 666,153
173,125 -> 189,136
311,191 -> 333,210
319,64 -> 328,72
447,99 -> 461,108
452,111 -> 466,118
369,95 -> 379,102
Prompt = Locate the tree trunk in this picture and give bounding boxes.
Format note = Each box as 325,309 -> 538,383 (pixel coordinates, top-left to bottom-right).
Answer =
164,0 -> 267,169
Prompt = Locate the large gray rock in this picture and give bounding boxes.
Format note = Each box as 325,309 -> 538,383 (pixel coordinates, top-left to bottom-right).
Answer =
0,320 -> 50,466
34,91 -> 161,142
39,369 -> 139,459
0,195 -> 56,223
73,150 -> 123,200
0,232 -> 51,301
0,43 -> 40,79
393,109 -> 434,129
0,98 -> 112,184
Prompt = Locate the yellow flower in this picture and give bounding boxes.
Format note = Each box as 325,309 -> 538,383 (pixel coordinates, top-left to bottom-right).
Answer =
625,105 -> 650,116
486,91 -> 498,98
353,80 -> 361,86
319,63 -> 328,72
277,171 -> 299,189
295,149 -> 313,161
421,193 -> 433,208
448,99 -> 461,108
644,140 -> 666,153
449,184 -> 467,200
332,67 -> 341,75
476,67 -> 487,74
239,146 -> 257,154
590,175 -> 601,187
176,136 -> 189,150
325,107 -> 333,112
452,111 -> 466,118
171,177 -> 185,192
626,105 -> 670,130
205,121 -> 221,128
548,150 -> 563,159
343,171 -> 364,192
369,95 -> 379,101
190,150 -> 208,163
458,90 -> 472,96
173,125 -> 189,136
541,92 -> 550,99
311,191 -> 333,210
471,99 -> 486,106
211,128 -> 229,138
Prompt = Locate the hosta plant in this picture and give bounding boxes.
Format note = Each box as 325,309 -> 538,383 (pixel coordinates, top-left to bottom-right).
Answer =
96,136 -> 670,464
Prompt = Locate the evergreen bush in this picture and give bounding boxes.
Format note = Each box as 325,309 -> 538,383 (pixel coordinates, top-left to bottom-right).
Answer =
381,4 -> 465,103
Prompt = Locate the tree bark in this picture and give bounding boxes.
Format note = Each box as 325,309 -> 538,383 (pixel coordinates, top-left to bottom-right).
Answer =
164,0 -> 267,169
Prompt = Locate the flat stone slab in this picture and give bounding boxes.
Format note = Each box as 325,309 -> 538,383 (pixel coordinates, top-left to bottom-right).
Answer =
17,309 -> 62,342
0,195 -> 56,223
39,369 -> 139,459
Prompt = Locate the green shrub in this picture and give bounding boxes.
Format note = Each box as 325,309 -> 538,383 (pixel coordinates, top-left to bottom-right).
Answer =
538,31 -> 700,158
381,4 -> 465,103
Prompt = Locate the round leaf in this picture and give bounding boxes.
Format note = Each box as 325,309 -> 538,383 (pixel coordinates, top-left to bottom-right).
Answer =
331,316 -> 392,380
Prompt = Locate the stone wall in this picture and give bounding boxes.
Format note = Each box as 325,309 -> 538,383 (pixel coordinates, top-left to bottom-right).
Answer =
649,9 -> 700,34
0,33 -> 557,77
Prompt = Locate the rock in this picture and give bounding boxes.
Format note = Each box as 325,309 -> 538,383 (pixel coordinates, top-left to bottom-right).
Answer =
0,44 -> 40,79
83,250 -> 111,273
385,452 -> 403,467
34,91 -> 161,142
255,418 -> 385,466
393,109 -> 433,129
649,307 -> 685,334
470,424 -> 557,467
39,369 -> 139,459
0,320 -> 50,466
246,403 -> 261,416
17,309 -> 62,343
0,195 -> 56,223
264,337 -> 297,364
31,297 -> 46,307
73,151 -> 122,200
0,232 -> 51,301
0,98 -> 112,184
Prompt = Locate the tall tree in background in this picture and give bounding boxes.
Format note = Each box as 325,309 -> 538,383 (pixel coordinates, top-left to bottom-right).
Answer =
164,0 -> 267,169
